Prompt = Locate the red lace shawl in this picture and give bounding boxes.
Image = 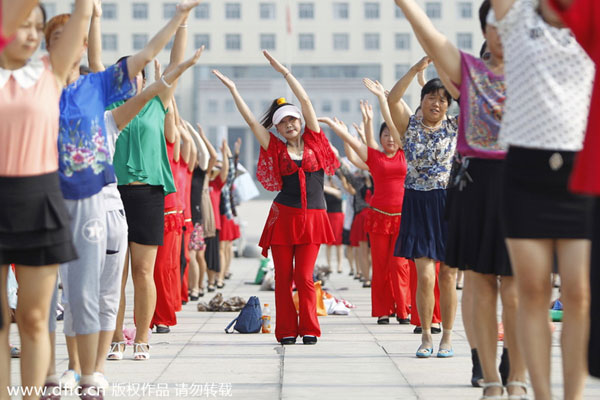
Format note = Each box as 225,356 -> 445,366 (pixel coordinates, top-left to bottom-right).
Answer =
256,127 -> 340,210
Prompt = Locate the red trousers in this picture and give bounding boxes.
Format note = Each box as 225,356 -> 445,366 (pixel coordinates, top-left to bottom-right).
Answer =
180,227 -> 192,303
271,243 -> 321,341
172,228 -> 183,313
151,227 -> 178,327
370,232 -> 410,318
409,260 -> 442,326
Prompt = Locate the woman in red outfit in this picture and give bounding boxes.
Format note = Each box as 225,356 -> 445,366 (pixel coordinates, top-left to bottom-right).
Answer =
213,50 -> 339,345
320,78 -> 411,326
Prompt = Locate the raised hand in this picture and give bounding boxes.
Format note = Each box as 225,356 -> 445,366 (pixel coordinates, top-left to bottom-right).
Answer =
263,50 -> 289,75
363,78 -> 386,98
92,0 -> 102,18
414,56 -> 432,72
234,138 -> 242,155
176,0 -> 202,14
212,69 -> 236,90
185,47 -> 204,68
318,117 -> 350,138
360,100 -> 373,122
352,122 -> 365,138
154,59 -> 162,81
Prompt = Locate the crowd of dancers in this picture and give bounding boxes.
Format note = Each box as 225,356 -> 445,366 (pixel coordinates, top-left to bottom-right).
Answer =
1,0 -> 600,399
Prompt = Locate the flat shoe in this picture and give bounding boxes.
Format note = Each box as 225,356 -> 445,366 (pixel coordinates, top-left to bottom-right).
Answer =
413,326 -> 422,334
279,337 -> 296,345
377,317 -> 390,325
207,285 -> 215,292
302,335 -> 317,345
432,326 -> 442,334
155,325 -> 170,334
397,318 -> 411,325
437,347 -> 454,358
416,346 -> 433,358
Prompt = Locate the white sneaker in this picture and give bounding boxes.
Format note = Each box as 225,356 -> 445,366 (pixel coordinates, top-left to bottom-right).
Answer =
59,369 -> 80,390
93,372 -> 109,390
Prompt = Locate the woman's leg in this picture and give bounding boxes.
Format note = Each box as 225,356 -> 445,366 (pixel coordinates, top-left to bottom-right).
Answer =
217,240 -> 227,286
335,245 -> 343,273
325,245 -> 332,270
271,245 -> 297,341
294,243 -> 321,337
499,276 -> 527,397
415,257 -> 436,351
111,252 -> 129,344
0,265 -> 11,400
196,249 -> 207,292
15,264 -> 59,399
345,245 -> 355,275
130,242 -> 159,347
462,271 -> 483,387
506,238 -> 554,400
188,249 -> 199,294
359,241 -> 370,282
471,272 -> 501,395
556,239 -> 591,400
438,263 -> 458,351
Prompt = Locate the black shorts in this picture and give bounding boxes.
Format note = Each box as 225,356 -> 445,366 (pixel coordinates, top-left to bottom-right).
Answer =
0,172 -> 77,266
118,185 -> 165,245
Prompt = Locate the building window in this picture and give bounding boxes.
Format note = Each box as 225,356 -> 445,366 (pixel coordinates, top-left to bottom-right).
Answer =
226,34 -> 241,50
132,34 -> 148,50
195,3 -> 210,19
225,3 -> 241,19
364,2 -> 380,19
163,3 -> 177,19
102,3 -> 117,19
333,33 -> 349,51
458,2 -> 472,18
298,33 -> 315,50
426,2 -> 442,19
195,34 -> 210,50
457,33 -> 473,50
340,99 -> 351,113
44,3 -> 57,18
102,34 -> 118,51
322,100 -> 332,113
395,33 -> 411,50
333,2 -> 349,19
395,7 -> 405,18
132,3 -> 148,20
260,34 -> 276,50
298,3 -> 314,19
259,3 -> 276,19
395,64 -> 410,79
364,33 -> 380,50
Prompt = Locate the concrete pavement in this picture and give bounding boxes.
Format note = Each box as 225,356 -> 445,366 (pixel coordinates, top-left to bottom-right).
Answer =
8,200 -> 600,399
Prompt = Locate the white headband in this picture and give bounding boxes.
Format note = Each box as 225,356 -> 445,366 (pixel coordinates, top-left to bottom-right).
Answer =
272,105 -> 302,125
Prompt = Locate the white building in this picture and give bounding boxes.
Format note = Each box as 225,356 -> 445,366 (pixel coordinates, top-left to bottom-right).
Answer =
44,0 -> 483,171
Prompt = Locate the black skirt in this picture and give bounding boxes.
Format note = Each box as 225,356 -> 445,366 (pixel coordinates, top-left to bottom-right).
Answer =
204,230 -> 220,272
118,185 -> 165,245
342,229 -> 351,246
0,172 -> 77,266
191,168 -> 206,225
503,146 -> 593,239
445,158 -> 512,276
589,198 -> 600,378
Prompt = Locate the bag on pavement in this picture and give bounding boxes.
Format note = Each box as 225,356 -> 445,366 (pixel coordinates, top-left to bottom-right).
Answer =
225,296 -> 262,334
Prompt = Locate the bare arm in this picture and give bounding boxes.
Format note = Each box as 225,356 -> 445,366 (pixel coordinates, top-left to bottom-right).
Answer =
49,0 -> 93,86
388,57 -> 430,135
343,141 -> 369,171
319,117 -> 369,164
263,50 -> 319,132
179,123 -> 192,164
111,50 -> 202,131
164,100 -> 177,144
2,0 -> 39,38
490,0 -> 517,20
213,69 -> 270,150
324,184 -> 343,199
363,79 -> 405,147
435,61 -> 461,100
219,140 -> 231,183
417,68 -> 426,87
359,100 -> 379,150
198,123 -> 218,174
126,0 -> 199,81
87,0 -> 104,72
186,121 -> 209,170
394,0 -> 461,85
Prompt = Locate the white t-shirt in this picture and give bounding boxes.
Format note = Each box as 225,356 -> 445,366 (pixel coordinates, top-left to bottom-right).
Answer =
496,0 -> 594,151
102,111 -> 124,212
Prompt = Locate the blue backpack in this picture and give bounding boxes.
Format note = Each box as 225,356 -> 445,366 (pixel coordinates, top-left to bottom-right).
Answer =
225,296 -> 263,334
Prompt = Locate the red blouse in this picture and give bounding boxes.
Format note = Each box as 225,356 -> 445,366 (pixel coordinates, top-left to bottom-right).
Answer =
256,127 -> 340,210
551,0 -> 600,195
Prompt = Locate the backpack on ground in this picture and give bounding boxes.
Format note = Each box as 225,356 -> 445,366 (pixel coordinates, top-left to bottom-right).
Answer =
225,296 -> 262,334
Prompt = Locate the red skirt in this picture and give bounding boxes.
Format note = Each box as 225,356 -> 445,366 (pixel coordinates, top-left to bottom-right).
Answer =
220,215 -> 240,241
350,209 -> 369,246
259,202 -> 335,257
364,206 -> 402,235
327,212 -> 344,246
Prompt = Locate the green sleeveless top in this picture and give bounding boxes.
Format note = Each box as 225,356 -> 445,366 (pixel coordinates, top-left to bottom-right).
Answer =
109,96 -> 176,195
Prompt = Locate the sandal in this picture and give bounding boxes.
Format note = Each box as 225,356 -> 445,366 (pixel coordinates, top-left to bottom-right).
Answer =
207,284 -> 216,292
506,381 -> 529,400
133,343 -> 150,360
216,281 -> 225,289
198,287 -> 205,297
480,382 -> 504,400
107,341 -> 126,361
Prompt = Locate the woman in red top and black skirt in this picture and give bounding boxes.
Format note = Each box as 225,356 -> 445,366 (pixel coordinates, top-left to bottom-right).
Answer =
214,51 -> 339,345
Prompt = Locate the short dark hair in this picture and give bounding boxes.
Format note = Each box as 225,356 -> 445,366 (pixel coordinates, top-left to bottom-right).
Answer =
39,4 -> 47,26
420,78 -> 453,106
479,0 -> 491,32
260,98 -> 294,130
479,41 -> 488,58
379,122 -> 388,139
116,56 -> 146,80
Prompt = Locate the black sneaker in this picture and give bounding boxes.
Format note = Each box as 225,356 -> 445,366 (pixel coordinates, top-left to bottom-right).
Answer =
397,318 -> 411,325
413,326 -> 422,334
377,317 -> 390,325
302,336 -> 317,345
279,337 -> 296,345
